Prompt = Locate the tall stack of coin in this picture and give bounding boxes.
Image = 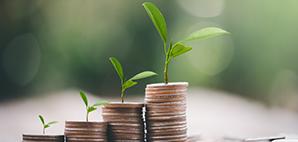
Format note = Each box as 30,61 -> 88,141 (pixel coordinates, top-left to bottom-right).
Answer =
102,103 -> 145,142
64,121 -> 108,142
23,134 -> 64,142
145,82 -> 188,142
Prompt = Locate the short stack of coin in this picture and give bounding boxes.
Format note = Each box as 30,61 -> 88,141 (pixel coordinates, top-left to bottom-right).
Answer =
23,134 -> 64,142
64,121 -> 108,142
145,82 -> 188,142
102,103 -> 145,142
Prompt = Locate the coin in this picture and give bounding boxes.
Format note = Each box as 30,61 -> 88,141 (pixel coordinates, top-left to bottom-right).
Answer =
147,115 -> 186,121
148,130 -> 187,137
145,93 -> 186,98
64,134 -> 106,139
64,121 -> 108,142
103,102 -> 144,109
102,119 -> 143,123
146,82 -> 188,88
146,89 -> 187,94
102,112 -> 142,116
64,130 -> 107,135
146,121 -> 186,127
148,134 -> 188,140
145,82 -> 188,142
148,126 -> 187,131
23,135 -> 64,142
146,102 -> 186,107
65,121 -> 108,126
109,125 -> 144,131
146,111 -> 186,115
110,133 -> 144,138
108,122 -> 144,127
145,98 -> 186,103
146,107 -> 186,113
66,137 -> 106,142
114,140 -> 142,142
102,102 -> 145,141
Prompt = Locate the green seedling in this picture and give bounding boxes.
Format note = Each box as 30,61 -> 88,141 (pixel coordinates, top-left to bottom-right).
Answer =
143,2 -> 230,83
109,57 -> 157,103
80,91 -> 109,122
38,115 -> 58,135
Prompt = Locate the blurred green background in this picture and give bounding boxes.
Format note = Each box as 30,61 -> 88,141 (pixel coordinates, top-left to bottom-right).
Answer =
0,0 -> 298,108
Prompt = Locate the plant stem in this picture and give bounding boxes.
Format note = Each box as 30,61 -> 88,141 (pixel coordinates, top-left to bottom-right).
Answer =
163,60 -> 169,84
86,111 -> 89,122
163,42 -> 167,55
163,42 -> 169,84
121,90 -> 124,103
43,127 -> 45,135
163,43 -> 173,84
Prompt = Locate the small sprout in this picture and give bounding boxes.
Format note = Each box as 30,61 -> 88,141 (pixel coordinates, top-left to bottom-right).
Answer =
38,115 -> 58,135
109,57 -> 157,103
143,2 -> 230,83
80,91 -> 109,122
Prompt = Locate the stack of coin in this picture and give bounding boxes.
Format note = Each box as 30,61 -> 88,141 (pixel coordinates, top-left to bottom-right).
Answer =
102,103 -> 145,142
145,82 -> 188,142
23,134 -> 64,142
64,121 -> 108,142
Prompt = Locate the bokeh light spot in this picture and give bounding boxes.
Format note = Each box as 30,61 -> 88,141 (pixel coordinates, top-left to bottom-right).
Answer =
2,33 -> 41,86
187,35 -> 234,76
177,0 -> 224,17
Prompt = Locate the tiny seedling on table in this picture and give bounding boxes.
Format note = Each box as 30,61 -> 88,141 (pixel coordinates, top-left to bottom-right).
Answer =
109,57 -> 157,103
143,2 -> 230,83
80,91 -> 109,122
38,115 -> 58,135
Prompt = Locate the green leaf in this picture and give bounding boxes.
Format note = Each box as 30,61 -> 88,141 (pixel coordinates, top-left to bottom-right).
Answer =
130,71 -> 157,81
47,121 -> 58,126
93,100 -> 109,106
170,42 -> 192,57
80,91 -> 88,107
38,115 -> 45,125
109,57 -> 124,83
184,27 -> 229,41
122,80 -> 138,91
44,124 -> 49,129
143,2 -> 167,43
87,106 -> 97,113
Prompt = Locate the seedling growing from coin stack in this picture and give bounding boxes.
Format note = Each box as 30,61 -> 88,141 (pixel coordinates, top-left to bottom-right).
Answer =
142,2 -> 231,141
22,115 -> 63,141
143,2 -> 230,83
109,57 -> 157,103
80,91 -> 109,122
38,115 -> 58,135
63,92 -> 109,141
